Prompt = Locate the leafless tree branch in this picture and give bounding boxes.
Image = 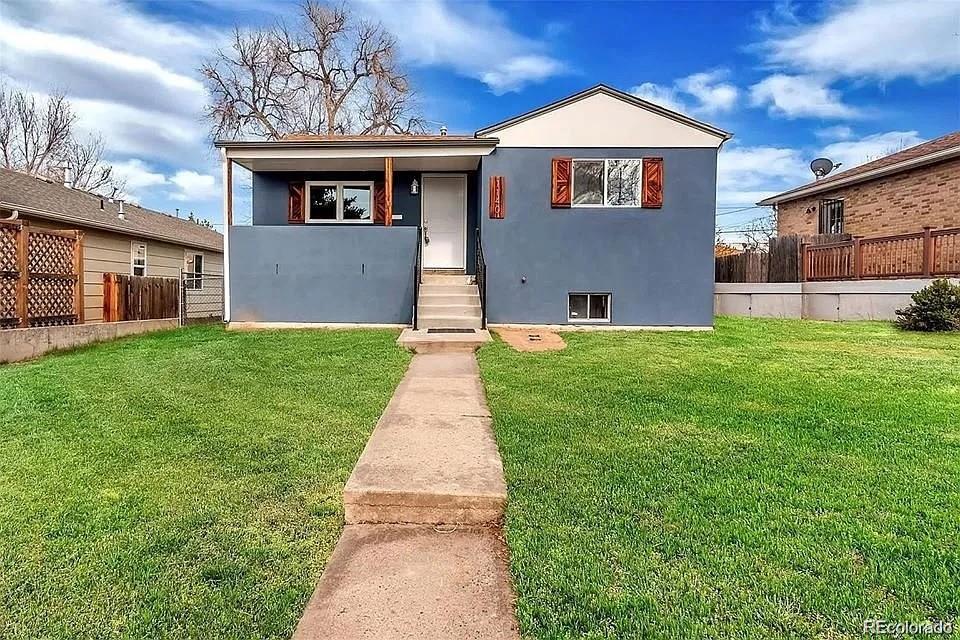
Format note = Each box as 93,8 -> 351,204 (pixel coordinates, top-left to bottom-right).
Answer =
201,1 -> 423,140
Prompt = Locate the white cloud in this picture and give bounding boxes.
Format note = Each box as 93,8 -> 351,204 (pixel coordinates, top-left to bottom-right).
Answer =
820,130 -> 925,170
815,125 -> 854,141
676,71 -> 738,113
717,144 -> 810,206
110,158 -> 168,202
764,0 -> 960,82
749,74 -> 860,119
630,82 -> 688,114
631,70 -> 738,116
358,0 -> 565,94
169,171 -> 219,202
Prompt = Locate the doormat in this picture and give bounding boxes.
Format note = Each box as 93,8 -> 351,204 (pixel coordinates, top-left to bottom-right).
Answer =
495,328 -> 566,352
427,328 -> 476,334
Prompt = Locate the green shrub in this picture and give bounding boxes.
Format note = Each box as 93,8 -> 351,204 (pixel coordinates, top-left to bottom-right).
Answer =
895,279 -> 960,331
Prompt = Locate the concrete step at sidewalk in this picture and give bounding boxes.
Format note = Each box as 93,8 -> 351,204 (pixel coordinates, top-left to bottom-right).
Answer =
292,524 -> 519,640
418,315 -> 483,329
343,352 -> 506,525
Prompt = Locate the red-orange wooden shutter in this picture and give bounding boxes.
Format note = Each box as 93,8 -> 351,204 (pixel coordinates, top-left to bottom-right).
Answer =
489,176 -> 505,219
373,182 -> 387,224
641,157 -> 663,208
551,157 -> 572,208
288,182 -> 305,223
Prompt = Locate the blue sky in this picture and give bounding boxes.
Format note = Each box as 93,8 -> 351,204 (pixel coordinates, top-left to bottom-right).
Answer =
2,0 -> 958,238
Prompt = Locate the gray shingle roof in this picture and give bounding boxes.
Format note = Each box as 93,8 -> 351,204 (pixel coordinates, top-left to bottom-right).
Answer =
0,167 -> 222,252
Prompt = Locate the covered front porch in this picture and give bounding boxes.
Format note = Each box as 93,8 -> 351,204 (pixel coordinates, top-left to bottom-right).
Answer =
218,136 -> 496,326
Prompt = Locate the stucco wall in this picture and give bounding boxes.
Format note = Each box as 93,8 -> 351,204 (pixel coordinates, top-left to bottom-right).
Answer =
228,225 -> 417,324
251,170 -> 479,273
776,157 -> 960,237
479,147 -> 718,326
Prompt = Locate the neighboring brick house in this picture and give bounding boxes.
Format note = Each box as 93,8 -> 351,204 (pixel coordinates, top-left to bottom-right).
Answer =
759,131 -> 960,238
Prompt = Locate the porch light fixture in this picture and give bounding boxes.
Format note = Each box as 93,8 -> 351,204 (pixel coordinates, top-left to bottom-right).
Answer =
410,178 -> 419,195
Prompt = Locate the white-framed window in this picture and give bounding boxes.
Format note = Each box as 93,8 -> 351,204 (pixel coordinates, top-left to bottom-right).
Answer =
305,181 -> 374,223
568,293 -> 611,323
571,159 -> 643,207
185,251 -> 204,290
131,242 -> 147,276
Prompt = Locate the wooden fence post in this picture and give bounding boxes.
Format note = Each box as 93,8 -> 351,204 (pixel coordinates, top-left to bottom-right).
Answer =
852,236 -> 862,280
74,231 -> 85,324
16,223 -> 29,327
800,242 -> 808,282
922,226 -> 933,276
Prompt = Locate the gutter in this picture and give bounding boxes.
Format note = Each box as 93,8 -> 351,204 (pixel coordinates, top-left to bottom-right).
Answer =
214,137 -> 499,149
757,146 -> 960,206
0,201 -> 223,253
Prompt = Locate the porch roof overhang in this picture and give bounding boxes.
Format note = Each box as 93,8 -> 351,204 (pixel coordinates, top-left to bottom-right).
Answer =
215,137 -> 500,172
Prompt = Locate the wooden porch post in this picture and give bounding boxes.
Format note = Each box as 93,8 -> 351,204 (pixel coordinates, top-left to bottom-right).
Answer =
852,236 -> 862,280
75,231 -> 85,323
225,158 -> 233,226
384,157 -> 393,226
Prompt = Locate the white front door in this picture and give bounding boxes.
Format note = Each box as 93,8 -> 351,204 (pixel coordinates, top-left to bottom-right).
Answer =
422,174 -> 466,269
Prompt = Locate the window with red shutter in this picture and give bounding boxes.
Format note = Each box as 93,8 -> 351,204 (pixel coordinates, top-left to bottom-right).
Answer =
288,183 -> 305,223
489,176 -> 505,218
551,157 -> 572,208
641,157 -> 664,208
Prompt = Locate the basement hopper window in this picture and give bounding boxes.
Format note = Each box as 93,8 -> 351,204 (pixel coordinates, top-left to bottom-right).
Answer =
305,181 -> 373,223
568,293 -> 610,323
572,159 -> 642,207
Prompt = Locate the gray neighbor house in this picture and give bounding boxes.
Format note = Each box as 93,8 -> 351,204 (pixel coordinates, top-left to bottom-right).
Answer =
217,85 -> 731,330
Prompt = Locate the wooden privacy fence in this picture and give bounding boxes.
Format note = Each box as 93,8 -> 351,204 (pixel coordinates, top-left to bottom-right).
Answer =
103,273 -> 180,322
0,219 -> 83,329
716,234 -> 850,283
803,226 -> 960,281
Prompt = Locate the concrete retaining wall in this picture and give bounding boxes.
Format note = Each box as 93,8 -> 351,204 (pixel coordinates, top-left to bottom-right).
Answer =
715,278 -> 959,321
1,318 -> 178,364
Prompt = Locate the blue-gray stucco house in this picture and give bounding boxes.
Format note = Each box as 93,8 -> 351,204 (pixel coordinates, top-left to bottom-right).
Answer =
216,85 -> 732,330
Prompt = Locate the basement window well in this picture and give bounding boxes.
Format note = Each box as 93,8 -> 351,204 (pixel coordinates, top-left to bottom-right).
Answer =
568,293 -> 610,322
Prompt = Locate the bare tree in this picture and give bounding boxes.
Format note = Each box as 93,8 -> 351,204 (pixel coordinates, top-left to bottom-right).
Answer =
201,1 -> 424,140
0,84 -> 123,195
740,210 -> 777,252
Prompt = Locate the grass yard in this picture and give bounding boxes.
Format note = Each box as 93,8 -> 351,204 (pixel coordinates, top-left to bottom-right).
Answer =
479,317 -> 960,639
0,326 -> 410,639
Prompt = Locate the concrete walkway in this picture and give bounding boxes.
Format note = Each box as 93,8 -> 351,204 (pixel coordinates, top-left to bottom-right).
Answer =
293,351 -> 519,639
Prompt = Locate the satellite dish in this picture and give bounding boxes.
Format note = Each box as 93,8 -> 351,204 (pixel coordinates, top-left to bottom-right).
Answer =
810,157 -> 837,179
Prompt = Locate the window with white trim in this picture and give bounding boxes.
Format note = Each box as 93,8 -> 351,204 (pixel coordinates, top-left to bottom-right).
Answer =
305,181 -> 373,223
568,293 -> 610,322
131,242 -> 146,276
572,159 -> 642,207
185,252 -> 204,290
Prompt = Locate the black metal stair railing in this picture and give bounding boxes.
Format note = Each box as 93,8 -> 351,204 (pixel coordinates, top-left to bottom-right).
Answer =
475,228 -> 487,329
413,226 -> 422,330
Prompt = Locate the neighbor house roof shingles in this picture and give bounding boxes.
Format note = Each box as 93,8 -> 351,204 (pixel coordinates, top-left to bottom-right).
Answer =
759,130 -> 960,206
0,168 -> 222,252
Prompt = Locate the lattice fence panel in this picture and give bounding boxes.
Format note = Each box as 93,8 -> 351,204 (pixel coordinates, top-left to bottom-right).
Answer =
28,231 -> 75,275
0,223 -> 21,328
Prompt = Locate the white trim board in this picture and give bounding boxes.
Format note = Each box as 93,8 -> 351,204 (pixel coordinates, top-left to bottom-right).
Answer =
489,323 -> 713,332
227,322 -> 408,331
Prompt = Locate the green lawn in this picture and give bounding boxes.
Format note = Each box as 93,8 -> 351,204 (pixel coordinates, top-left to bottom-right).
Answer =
0,326 -> 410,639
479,318 -> 960,639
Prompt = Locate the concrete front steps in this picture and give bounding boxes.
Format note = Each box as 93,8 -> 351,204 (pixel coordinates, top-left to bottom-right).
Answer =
343,352 -> 506,526
418,273 -> 482,330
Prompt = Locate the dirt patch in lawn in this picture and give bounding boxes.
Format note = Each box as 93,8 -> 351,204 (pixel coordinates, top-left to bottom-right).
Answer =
495,328 -> 566,352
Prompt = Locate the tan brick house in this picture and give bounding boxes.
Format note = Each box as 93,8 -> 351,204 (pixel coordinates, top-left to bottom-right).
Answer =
759,131 -> 960,238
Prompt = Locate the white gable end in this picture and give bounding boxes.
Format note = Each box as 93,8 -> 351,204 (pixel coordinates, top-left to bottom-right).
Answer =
486,91 -> 726,149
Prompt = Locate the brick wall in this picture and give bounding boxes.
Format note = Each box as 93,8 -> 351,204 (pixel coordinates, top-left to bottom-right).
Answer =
776,156 -> 960,237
